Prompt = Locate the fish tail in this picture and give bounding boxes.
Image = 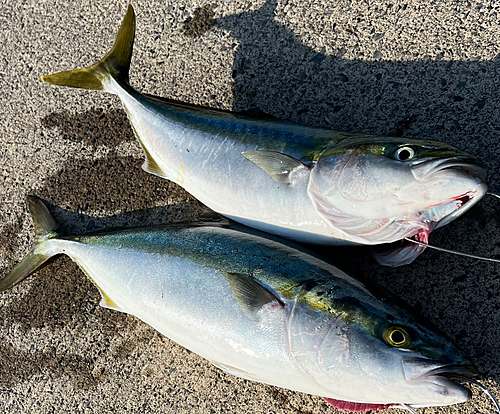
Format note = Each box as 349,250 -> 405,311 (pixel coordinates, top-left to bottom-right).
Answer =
41,5 -> 135,92
0,196 -> 61,292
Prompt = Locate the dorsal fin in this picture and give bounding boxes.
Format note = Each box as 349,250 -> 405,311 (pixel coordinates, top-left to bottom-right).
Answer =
226,272 -> 283,319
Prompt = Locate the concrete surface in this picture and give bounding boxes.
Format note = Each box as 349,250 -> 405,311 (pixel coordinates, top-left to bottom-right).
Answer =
0,0 -> 499,413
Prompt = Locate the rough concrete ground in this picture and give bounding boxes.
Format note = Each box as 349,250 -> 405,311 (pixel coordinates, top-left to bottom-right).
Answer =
0,0 -> 499,413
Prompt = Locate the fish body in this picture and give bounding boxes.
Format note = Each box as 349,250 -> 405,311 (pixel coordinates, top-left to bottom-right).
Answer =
42,6 -> 488,266
1,196 -> 476,409
112,80 -> 340,245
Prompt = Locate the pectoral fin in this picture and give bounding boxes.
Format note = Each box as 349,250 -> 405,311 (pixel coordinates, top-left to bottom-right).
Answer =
226,272 -> 283,320
242,151 -> 308,184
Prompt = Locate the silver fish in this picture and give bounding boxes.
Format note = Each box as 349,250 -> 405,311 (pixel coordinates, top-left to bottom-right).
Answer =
42,6 -> 488,267
0,196 -> 478,410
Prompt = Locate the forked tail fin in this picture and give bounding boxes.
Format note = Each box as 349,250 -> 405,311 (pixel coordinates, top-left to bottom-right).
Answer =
0,196 -> 60,292
41,5 -> 135,91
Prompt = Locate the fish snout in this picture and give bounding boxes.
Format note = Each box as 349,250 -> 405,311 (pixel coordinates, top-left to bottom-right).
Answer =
410,156 -> 488,182
402,357 -> 478,383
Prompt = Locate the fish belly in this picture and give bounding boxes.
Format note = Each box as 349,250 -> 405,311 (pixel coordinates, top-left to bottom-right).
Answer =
113,84 -> 359,246
53,239 -> 324,396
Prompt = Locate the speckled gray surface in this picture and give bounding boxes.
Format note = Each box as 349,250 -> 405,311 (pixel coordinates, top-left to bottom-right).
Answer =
0,1 -> 499,413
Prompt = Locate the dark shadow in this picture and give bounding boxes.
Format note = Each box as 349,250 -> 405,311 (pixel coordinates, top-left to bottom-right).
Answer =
0,340 -> 97,390
0,112 -> 207,390
209,0 -> 500,176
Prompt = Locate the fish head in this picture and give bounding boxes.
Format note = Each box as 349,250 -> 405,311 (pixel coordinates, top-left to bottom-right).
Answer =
288,290 -> 476,406
308,137 -> 487,252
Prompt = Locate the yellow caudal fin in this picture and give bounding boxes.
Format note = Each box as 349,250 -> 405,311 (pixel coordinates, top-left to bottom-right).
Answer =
0,196 -> 60,292
41,5 -> 136,91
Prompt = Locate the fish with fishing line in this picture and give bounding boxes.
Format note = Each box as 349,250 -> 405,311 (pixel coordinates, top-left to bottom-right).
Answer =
41,5 -> 496,268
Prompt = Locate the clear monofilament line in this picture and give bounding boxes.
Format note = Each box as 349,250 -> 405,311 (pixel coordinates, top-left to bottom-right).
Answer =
450,375 -> 500,414
397,403 -> 418,414
487,192 -> 500,199
404,238 -> 500,264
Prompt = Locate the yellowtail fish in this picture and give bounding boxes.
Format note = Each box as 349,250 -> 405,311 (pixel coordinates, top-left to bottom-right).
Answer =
0,196 -> 485,412
42,6 -> 488,267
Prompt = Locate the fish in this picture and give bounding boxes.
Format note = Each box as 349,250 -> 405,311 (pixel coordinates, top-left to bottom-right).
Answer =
0,196 -> 480,411
42,6 -> 488,267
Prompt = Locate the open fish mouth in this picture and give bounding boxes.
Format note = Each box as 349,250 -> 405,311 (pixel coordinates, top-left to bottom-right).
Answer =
374,188 -> 480,266
409,156 -> 488,235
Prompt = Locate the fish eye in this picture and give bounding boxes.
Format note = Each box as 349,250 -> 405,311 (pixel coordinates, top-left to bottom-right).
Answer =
383,326 -> 411,348
395,146 -> 415,161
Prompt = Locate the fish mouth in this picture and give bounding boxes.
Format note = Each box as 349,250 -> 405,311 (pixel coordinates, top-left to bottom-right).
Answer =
403,357 -> 478,383
413,156 -> 488,228
411,156 -> 488,182
403,358 -> 477,405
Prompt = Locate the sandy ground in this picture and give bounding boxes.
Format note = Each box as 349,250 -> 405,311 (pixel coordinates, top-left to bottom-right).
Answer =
0,0 -> 499,413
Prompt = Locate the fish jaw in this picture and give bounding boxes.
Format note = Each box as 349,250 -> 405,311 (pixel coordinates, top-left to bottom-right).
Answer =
411,155 -> 488,228
400,358 -> 477,408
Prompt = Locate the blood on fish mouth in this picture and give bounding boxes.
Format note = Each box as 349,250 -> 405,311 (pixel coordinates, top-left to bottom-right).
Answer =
403,193 -> 472,248
455,195 -> 471,208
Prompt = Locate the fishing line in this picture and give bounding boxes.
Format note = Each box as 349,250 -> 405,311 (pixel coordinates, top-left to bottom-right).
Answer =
404,238 -> 500,264
396,403 -> 418,414
401,192 -> 500,263
487,192 -> 500,199
450,375 -> 500,414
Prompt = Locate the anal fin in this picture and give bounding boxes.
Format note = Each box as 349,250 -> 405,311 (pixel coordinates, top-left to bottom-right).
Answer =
128,119 -> 168,179
142,148 -> 166,178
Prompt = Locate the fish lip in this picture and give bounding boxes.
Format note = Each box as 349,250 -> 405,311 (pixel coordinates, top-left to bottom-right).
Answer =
426,364 -> 479,379
411,156 -> 488,182
403,357 -> 478,383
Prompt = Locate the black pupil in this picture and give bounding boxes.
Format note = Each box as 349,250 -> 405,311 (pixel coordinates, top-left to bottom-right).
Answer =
398,149 -> 411,161
391,330 -> 406,344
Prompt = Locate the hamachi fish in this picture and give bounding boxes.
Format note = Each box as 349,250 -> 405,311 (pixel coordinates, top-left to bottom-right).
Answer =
42,6 -> 488,267
0,196 -> 479,411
